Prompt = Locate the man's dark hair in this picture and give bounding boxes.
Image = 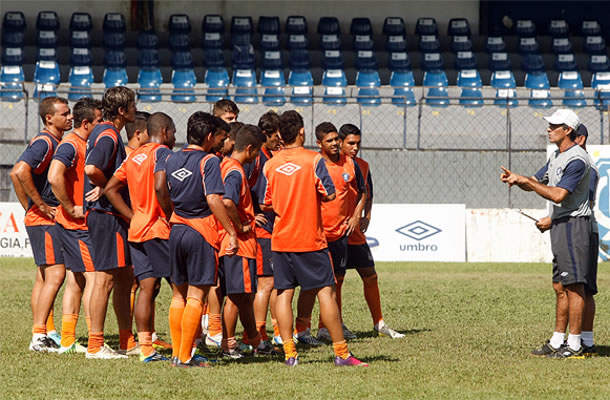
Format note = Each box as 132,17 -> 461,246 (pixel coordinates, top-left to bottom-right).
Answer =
102,86 -> 135,120
258,110 -> 281,137
147,112 -> 174,137
213,99 -> 239,116
125,111 -> 151,139
187,111 -> 229,146
279,110 -> 304,145
234,124 -> 267,152
72,98 -> 102,129
228,121 -> 244,140
39,96 -> 68,123
315,122 -> 338,141
338,123 -> 361,140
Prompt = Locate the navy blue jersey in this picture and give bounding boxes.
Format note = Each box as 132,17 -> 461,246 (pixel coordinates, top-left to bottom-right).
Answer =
248,147 -> 276,234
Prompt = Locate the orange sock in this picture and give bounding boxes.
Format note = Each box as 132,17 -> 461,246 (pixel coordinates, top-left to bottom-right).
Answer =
244,332 -> 261,349
208,313 -> 222,337
272,318 -> 280,337
138,331 -> 154,357
179,297 -> 203,363
119,329 -> 137,351
362,274 -> 383,325
46,309 -> 56,332
87,332 -> 104,353
283,340 -> 297,360
294,317 -> 310,335
194,317 -> 202,341
60,313 -> 79,347
32,323 -> 46,335
256,320 -> 269,341
332,339 -> 349,359
169,297 -> 186,359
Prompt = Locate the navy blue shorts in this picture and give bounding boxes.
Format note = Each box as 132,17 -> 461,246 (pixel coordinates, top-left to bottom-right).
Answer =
328,235 -> 349,276
256,238 -> 273,276
169,224 -> 217,286
346,243 -> 375,269
56,225 -> 95,273
272,249 -> 335,291
219,255 -> 257,295
26,224 -> 64,266
586,231 -> 599,295
86,210 -> 131,271
130,239 -> 171,280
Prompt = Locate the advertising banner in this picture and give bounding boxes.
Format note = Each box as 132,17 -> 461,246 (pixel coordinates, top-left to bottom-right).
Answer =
0,202 -> 31,257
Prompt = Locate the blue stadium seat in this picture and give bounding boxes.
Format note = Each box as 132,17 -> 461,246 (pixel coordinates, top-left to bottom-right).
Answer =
521,53 -> 545,72
489,52 -> 511,71
287,33 -> 308,50
258,16 -> 280,34
388,52 -> 411,71
169,14 -> 191,33
0,65 -> 25,101
356,70 -> 381,106
104,50 -> 126,68
202,14 -> 224,33
261,69 -> 285,106
37,47 -> 57,62
383,17 -> 405,36
320,33 -> 341,50
286,16 -> 307,34
171,51 -> 194,69
485,36 -> 506,53
355,50 -> 377,71
584,36 -> 606,54
353,34 -> 374,51
71,48 -> 93,66
137,31 -> 159,49
204,48 -> 225,68
318,17 -> 340,35
518,37 -> 539,54
70,13 -> 92,31
515,19 -> 535,36
322,69 -> 347,104
171,68 -> 197,103
288,70 -> 313,104
262,50 -> 282,70
386,34 -> 407,52
418,35 -> 440,53
423,70 -> 448,107
137,48 -> 160,67
554,53 -> 577,72
36,11 -> 59,31
104,32 -> 126,49
232,32 -> 252,46
103,68 -> 128,88
3,11 -> 26,31
71,30 -> 91,48
351,18 -> 372,36
2,30 -> 25,47
455,51 -> 477,70
138,67 -> 163,102
591,72 -> 610,108
68,66 -> 94,101
288,49 -> 311,70
204,67 -> 230,102
422,52 -> 443,71
2,47 -> 23,66
103,13 -> 126,32
322,50 -> 345,70
548,19 -> 568,37
448,18 -> 470,36
551,37 -> 572,54
390,70 -> 416,106
33,61 -> 60,99
589,55 -> 609,72
582,20 -> 601,36
232,69 -> 258,103
451,35 -> 472,52
37,30 -> 58,48
232,44 -> 255,70
557,71 -> 586,107
260,33 -> 280,50
457,69 -> 483,107
231,16 -> 253,33
169,33 -> 192,51
416,17 -> 438,36
491,70 -> 517,106
202,32 -> 223,49
525,72 -> 552,108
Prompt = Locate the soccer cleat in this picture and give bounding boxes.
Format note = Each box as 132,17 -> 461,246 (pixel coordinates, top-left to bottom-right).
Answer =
316,327 -> 332,343
239,342 -> 253,353
47,331 -> 62,346
334,353 -> 369,367
583,344 -> 598,357
342,324 -> 357,340
191,354 -> 212,364
29,336 -> 60,353
140,351 -> 170,363
221,347 -> 246,359
272,335 -> 284,346
545,344 -> 585,359
375,323 -> 405,339
152,332 -> 172,350
285,356 -> 299,366
255,340 -> 280,356
531,340 -> 561,357
173,357 -> 211,368
205,332 -> 222,348
293,328 -> 323,346
86,345 -> 128,359
59,342 -> 87,354
118,343 -> 141,356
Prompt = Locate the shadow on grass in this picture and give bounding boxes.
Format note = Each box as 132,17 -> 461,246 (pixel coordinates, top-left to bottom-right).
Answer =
591,345 -> 610,357
307,354 -> 401,364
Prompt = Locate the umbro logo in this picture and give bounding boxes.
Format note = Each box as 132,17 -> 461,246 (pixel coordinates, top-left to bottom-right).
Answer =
132,153 -> 148,165
171,168 -> 193,182
276,163 -> 301,176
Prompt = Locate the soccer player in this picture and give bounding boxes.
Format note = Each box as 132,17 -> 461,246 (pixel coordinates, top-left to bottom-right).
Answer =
48,98 -> 103,354
338,124 -> 405,339
164,112 -> 237,368
213,99 -> 239,123
501,109 -> 591,358
83,86 -> 137,359
125,111 -> 151,155
261,110 -> 367,367
11,96 -> 72,352
104,112 -> 176,363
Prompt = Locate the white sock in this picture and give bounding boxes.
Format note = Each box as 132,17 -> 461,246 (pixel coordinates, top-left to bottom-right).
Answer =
549,332 -> 565,349
375,320 -> 386,330
581,331 -> 594,347
32,333 -> 46,341
151,332 -> 158,342
567,334 -> 582,351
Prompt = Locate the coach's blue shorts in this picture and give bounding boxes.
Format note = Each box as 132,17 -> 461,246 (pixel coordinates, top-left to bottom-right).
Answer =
272,249 -> 335,291
86,210 -> 130,270
256,238 -> 273,276
26,224 -> 64,267
328,235 -> 349,276
169,224 -> 217,286
219,255 -> 257,296
346,243 -> 375,269
56,225 -> 95,273
130,239 -> 171,280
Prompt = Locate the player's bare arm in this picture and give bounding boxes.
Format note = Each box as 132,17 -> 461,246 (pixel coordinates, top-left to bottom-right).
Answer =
501,166 -> 568,203
347,191 -> 367,236
222,198 -> 250,234
208,193 -> 239,254
154,170 -> 173,220
9,163 -> 29,211
48,160 -> 83,219
254,213 -> 268,227
84,164 -> 108,189
321,192 -> 336,202
104,176 -> 134,221
11,161 -> 56,219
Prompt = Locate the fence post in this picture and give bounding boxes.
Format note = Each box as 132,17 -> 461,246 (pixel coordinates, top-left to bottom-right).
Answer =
506,100 -> 512,209
23,84 -> 29,143
416,89 -> 424,150
403,100 -> 407,149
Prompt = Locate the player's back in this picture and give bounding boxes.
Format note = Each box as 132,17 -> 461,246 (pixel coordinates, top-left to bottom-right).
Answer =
54,132 -> 88,230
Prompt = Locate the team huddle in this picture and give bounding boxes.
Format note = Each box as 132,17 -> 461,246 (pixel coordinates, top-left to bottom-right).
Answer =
12,87 -> 403,368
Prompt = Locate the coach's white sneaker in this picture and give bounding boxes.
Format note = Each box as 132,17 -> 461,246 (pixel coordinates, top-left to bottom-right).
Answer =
205,332 -> 222,348
29,335 -> 59,353
86,345 -> 128,359
374,321 -> 405,339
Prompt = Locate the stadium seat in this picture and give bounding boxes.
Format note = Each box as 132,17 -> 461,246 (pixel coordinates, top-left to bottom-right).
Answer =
103,13 -> 126,32
551,37 -> 572,54
288,33 -> 308,50
322,50 -> 345,70
457,69 -> 483,107
137,48 -> 160,67
521,54 -> 545,72
138,67 -> 162,102
171,51 -> 194,69
232,69 -> 258,104
518,37 -> 539,54
258,16 -> 280,35
491,70 -> 517,106
71,48 -> 93,66
137,31 -> 159,49
0,65 -> 25,101
202,14 -> 224,33
202,31 -> 223,49
589,55 -> 610,72
548,19 -> 568,37
33,60 -> 60,99
415,17 -> 438,36
423,70 -> 449,107
68,65 -> 94,101
485,36 -> 506,53
351,18 -> 373,36
232,32 -> 252,46
2,47 -> 23,66
37,48 -> 57,62
390,70 -> 416,106
386,34 -> 407,52
320,33 -> 341,50
70,13 -> 92,31
71,30 -> 91,48
591,72 -> 610,108
418,35 -> 440,53
104,31 -> 126,49
356,70 -> 381,106
204,48 -> 225,68
451,35 -> 472,52
355,50 -> 377,71
37,30 -> 58,48
584,36 -> 606,54
488,52 -> 511,71
232,44 -> 255,69
448,18 -> 470,36
261,69 -> 285,106
455,51 -> 477,70
2,30 -> 25,47
383,17 -> 405,36
288,49 -> 311,70
36,11 -> 59,31
322,69 -> 347,104
3,11 -> 26,31
286,16 -> 307,34
169,33 -> 191,51
169,14 -> 191,33
103,50 -> 127,88
260,33 -> 280,50
582,20 -> 601,36
353,34 -> 374,51
558,71 -> 586,107
554,53 -> 577,72
204,67 -> 230,102
422,52 -> 443,71
388,52 -> 411,71
525,72 -> 552,108
171,68 -> 197,103
515,19 -> 535,36
318,17 -> 340,35
288,70 -> 313,104
262,50 -> 282,70
231,16 -> 253,34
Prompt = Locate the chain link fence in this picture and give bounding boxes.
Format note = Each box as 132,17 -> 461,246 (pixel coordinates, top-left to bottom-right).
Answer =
1,83 -> 609,209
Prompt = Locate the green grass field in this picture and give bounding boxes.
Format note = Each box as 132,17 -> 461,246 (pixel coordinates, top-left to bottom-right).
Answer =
2,259 -> 610,399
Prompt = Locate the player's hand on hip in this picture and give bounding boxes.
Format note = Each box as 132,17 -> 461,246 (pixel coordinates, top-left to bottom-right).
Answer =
226,234 -> 239,255
359,216 -> 370,232
254,213 -> 268,227
71,205 -> 85,219
85,187 -> 103,203
39,203 -> 56,220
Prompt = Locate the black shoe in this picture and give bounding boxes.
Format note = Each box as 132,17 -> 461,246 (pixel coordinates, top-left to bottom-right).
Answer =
545,344 -> 585,359
531,340 -> 561,357
583,344 -> 598,357
29,336 -> 60,352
